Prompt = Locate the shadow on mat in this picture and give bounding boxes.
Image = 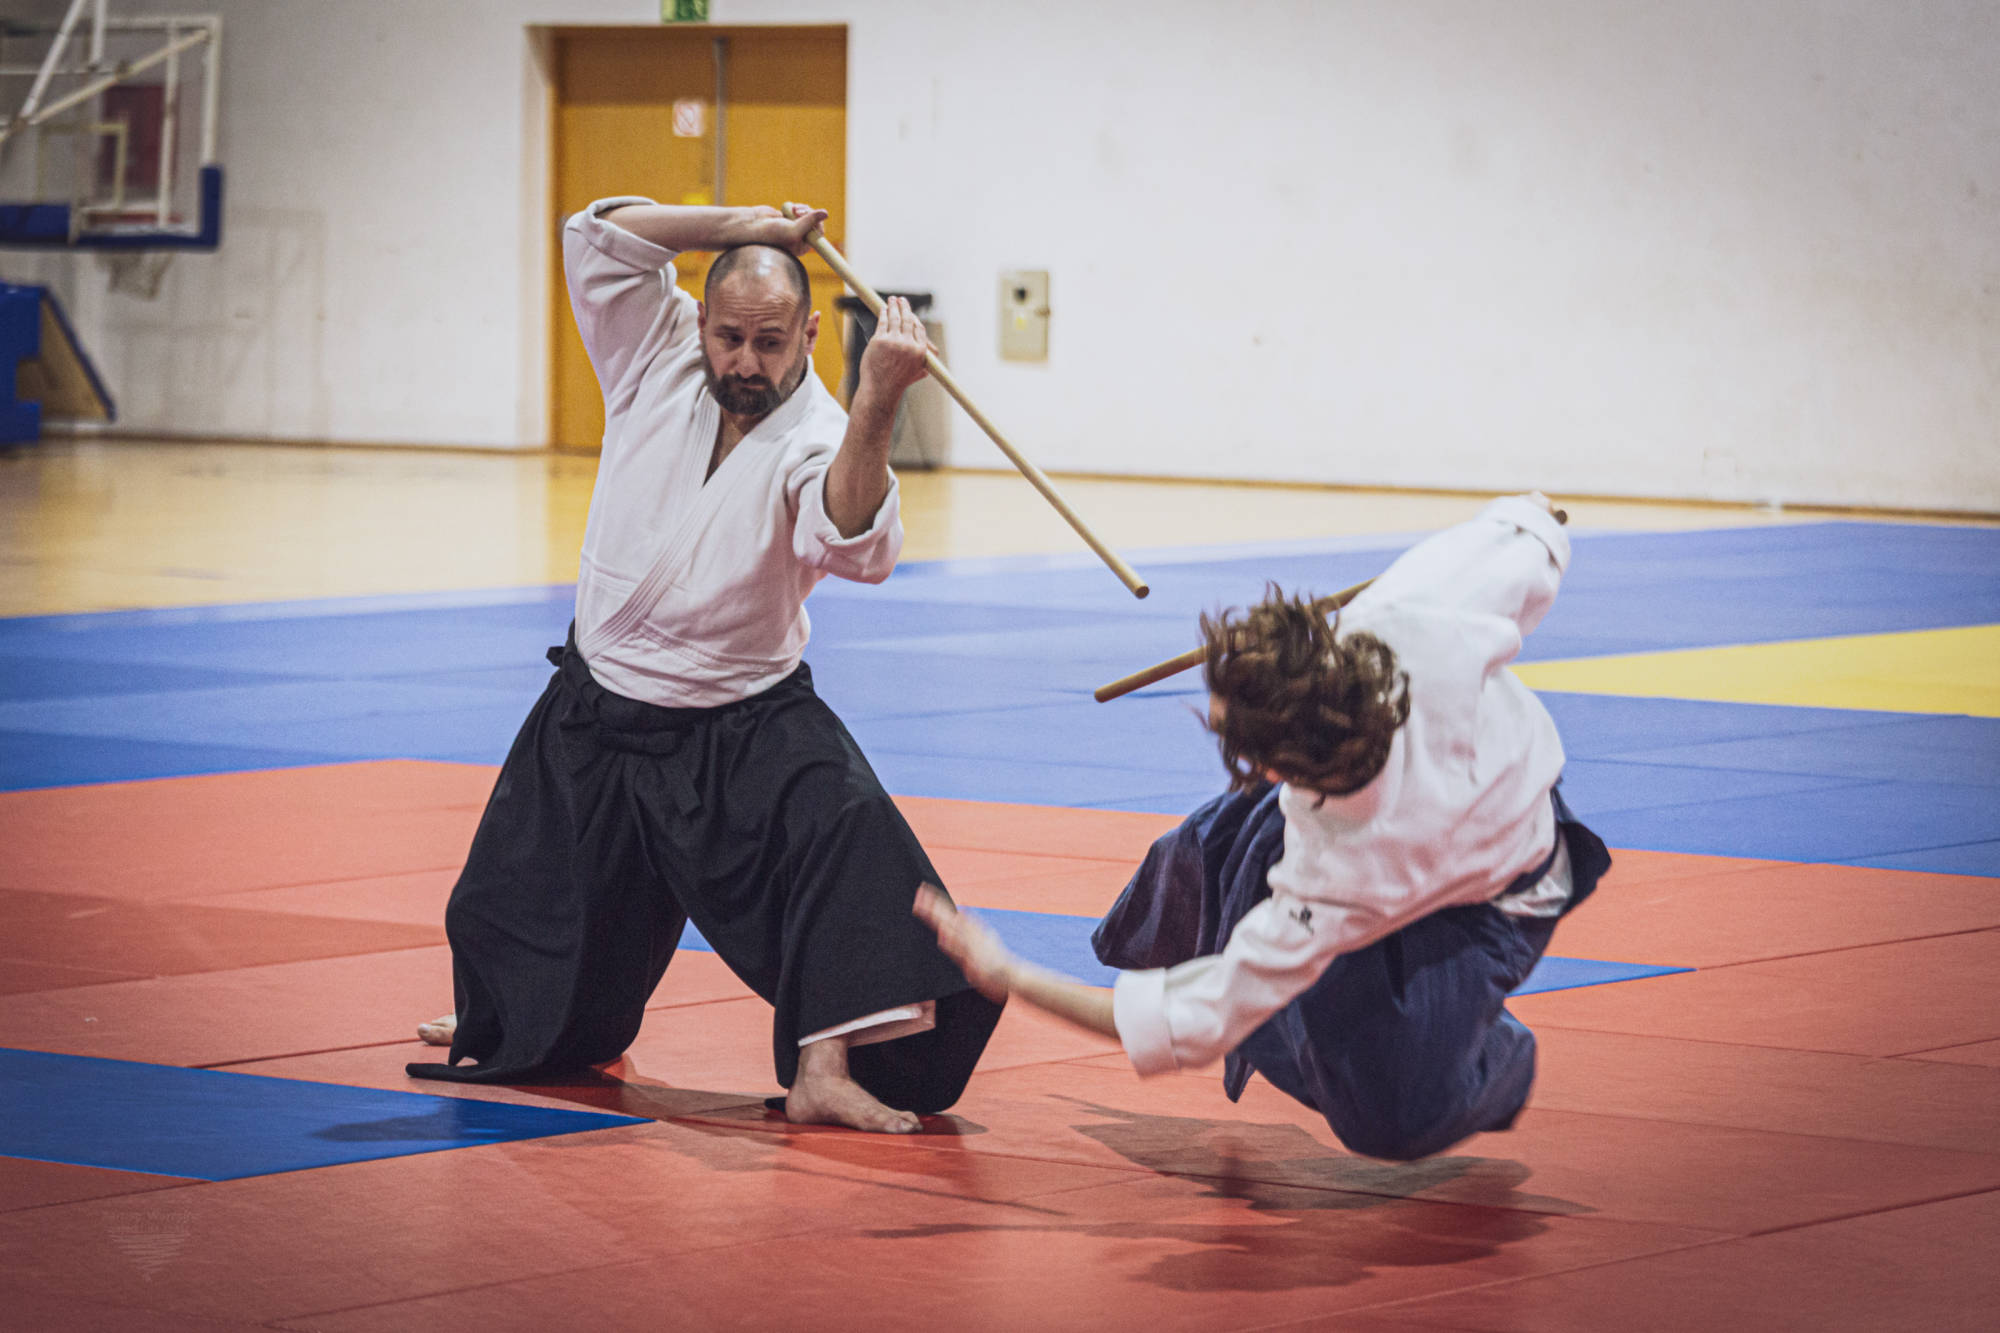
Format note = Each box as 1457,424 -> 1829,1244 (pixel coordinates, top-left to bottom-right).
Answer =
428,1059 -> 767,1122
1054,1096 -> 1591,1216
855,1099 -> 1593,1294
449,1055 -> 996,1138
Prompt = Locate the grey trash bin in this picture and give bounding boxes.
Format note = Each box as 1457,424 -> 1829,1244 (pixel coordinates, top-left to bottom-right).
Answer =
836,292 -> 949,470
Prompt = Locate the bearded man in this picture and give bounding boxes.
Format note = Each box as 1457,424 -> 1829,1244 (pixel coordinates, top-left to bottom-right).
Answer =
408,198 -> 1001,1135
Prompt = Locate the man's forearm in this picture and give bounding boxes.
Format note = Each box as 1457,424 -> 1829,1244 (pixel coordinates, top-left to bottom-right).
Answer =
824,382 -> 896,537
1005,959 -> 1120,1040
599,203 -> 785,254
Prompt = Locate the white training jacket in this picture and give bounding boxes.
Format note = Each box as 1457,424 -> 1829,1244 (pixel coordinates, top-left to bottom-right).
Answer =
1111,496 -> 1573,1076
563,197 -> 902,709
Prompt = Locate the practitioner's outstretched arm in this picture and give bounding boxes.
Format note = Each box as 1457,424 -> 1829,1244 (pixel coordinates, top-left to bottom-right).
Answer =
599,200 -> 826,255
914,885 -> 1117,1040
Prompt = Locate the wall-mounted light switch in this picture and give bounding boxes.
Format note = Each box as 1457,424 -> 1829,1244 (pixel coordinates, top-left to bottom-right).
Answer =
999,270 -> 1049,361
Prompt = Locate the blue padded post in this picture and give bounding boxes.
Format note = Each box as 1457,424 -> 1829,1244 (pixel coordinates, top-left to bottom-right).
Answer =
0,283 -> 44,443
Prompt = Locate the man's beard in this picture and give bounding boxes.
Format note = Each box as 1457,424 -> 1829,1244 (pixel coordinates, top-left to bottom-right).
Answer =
705,354 -> 807,417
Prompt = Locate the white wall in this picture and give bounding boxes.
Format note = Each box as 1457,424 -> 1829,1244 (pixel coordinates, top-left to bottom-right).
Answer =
10,0 -> 1997,509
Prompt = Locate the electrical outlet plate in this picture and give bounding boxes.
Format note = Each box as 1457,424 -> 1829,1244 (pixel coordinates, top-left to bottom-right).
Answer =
999,270 -> 1049,361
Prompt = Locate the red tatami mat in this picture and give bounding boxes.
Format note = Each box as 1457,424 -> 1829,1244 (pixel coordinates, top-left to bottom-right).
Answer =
678,1057 -> 2000,1236
0,762 -> 491,901
1334,1188 -> 2000,1333
272,1176 -> 1714,1333
0,946 -> 458,1066
0,956 -> 142,996
180,867 -> 460,926
931,847 -> 1137,915
0,942 -> 758,1068
1524,1026 -> 2000,1155
0,1121 -> 1141,1327
1512,929 -> 2000,1056
2,761 -> 1997,1331
1907,1038 -> 2000,1068
0,1157 -> 191,1215
0,887 -> 442,981
220,1042 -> 768,1120
1553,860 -> 2000,967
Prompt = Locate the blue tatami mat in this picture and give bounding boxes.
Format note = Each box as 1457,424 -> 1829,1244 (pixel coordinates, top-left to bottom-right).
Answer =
954,908 -> 1688,994
1606,714 -> 2000,788
0,733 -> 349,791
814,520 -> 2000,657
0,1048 -> 645,1182
1586,779 -> 2000,868
1,522 -> 1993,873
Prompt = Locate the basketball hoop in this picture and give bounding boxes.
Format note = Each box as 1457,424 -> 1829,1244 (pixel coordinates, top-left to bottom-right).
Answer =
97,248 -> 175,299
1,7 -> 224,253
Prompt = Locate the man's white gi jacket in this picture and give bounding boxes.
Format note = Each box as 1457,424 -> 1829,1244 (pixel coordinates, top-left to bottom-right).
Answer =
564,197 -> 902,709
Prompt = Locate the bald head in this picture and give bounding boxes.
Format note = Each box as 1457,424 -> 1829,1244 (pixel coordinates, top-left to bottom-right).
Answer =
705,243 -> 811,316
698,242 -> 819,420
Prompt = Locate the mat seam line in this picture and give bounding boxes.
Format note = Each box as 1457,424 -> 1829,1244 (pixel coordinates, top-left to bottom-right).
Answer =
1529,1019 -> 2000,1068
1658,923 -> 2000,972
1890,1036 -> 2000,1058
192,993 -> 766,1070
1025,1053 -> 2000,1156
1739,1183 -> 2000,1240
1238,1230 -> 1746,1330
0,1174 -> 212,1216
256,1157 -> 1137,1323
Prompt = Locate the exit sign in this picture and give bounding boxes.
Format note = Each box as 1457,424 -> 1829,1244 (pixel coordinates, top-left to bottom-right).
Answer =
662,0 -> 709,19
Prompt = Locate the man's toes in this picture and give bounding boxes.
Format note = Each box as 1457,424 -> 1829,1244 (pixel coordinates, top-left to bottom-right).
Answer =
866,1106 -> 919,1134
416,1014 -> 456,1046
865,1103 -> 921,1134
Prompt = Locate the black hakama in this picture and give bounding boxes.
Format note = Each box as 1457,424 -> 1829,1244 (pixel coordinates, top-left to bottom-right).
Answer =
405,634 -> 1001,1112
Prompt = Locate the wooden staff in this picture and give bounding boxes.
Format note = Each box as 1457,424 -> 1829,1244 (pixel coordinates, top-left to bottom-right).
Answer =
809,231 -> 1150,600
1092,579 -> 1374,703
1094,507 -> 1568,703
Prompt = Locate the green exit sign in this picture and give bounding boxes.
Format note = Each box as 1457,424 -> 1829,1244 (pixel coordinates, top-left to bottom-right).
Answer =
662,0 -> 709,19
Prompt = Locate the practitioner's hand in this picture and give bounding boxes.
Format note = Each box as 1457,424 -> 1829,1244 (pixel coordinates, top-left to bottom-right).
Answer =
913,884 -> 1014,1003
860,296 -> 932,400
756,201 -> 827,256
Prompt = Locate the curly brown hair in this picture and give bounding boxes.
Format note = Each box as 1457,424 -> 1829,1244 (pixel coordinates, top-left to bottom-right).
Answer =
1200,586 -> 1412,796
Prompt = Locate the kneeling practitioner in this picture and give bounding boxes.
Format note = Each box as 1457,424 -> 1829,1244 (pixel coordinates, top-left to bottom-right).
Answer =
411,197 -> 1001,1134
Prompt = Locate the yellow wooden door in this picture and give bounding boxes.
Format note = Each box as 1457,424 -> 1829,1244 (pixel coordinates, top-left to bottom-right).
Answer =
722,28 -> 849,400
550,26 -> 847,452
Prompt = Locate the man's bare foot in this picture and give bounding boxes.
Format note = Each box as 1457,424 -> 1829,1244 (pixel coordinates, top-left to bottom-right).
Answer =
416,1013 -> 456,1046
784,1035 -> 920,1134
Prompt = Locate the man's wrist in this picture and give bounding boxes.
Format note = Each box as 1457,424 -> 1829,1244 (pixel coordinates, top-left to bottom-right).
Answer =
847,380 -> 901,430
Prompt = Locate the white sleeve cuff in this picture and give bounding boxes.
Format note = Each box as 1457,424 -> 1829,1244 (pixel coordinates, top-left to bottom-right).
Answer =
1482,494 -> 1572,574
1112,967 -> 1179,1077
794,467 -> 903,583
573,196 -> 679,272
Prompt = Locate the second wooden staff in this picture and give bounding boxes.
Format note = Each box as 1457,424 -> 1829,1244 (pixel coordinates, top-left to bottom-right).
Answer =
809,232 -> 1150,600
1094,506 -> 1569,702
1092,578 -> 1374,703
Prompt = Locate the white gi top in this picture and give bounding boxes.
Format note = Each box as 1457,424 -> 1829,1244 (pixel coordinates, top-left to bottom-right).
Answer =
563,197 -> 903,708
1111,496 -> 1573,1076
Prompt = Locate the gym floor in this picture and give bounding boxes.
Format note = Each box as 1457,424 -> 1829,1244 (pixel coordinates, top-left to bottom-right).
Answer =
2,437 -> 1996,1331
